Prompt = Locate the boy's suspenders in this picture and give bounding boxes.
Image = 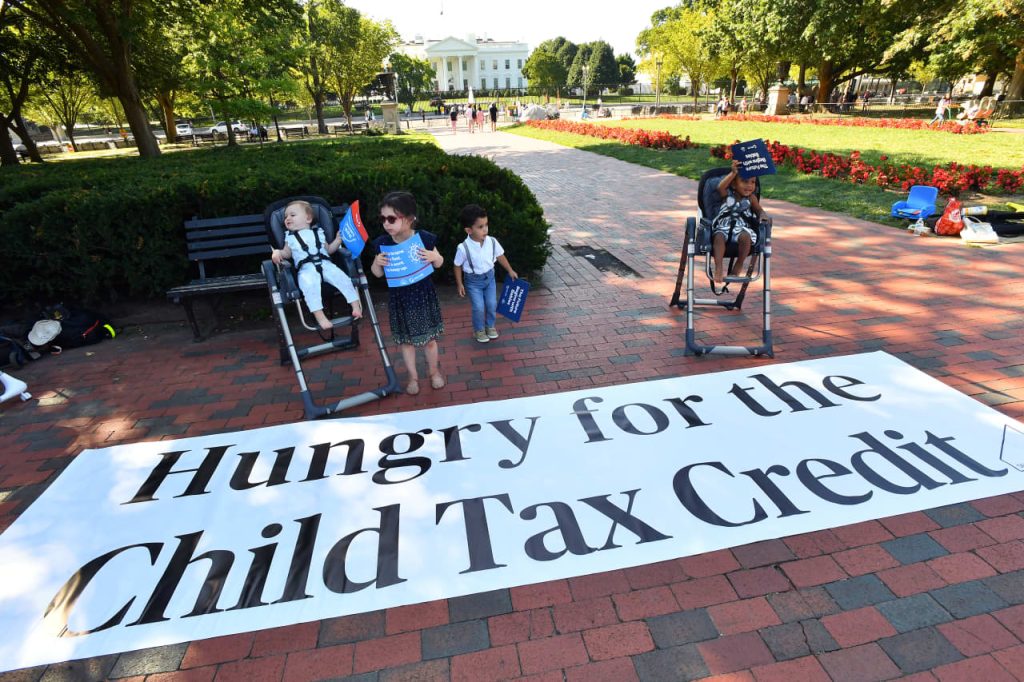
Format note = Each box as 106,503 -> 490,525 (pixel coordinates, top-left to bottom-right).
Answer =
461,237 -> 494,275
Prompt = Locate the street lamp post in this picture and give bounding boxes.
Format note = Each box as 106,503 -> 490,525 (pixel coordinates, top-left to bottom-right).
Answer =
655,58 -> 662,114
581,65 -> 589,118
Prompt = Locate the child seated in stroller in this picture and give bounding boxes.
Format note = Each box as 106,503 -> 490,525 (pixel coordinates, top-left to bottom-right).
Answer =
271,200 -> 362,330
710,159 -> 768,283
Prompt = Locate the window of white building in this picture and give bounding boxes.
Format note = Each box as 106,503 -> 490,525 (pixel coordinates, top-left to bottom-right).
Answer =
492,59 -> 497,70
506,77 -> 511,89
481,78 -> 486,89
493,78 -> 498,89
480,60 -> 485,70
505,59 -> 510,69
517,59 -> 523,69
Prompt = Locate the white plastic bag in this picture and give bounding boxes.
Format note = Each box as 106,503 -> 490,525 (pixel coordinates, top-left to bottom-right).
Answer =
959,216 -> 999,244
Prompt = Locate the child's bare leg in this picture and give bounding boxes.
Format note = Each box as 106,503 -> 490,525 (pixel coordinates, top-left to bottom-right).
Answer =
730,233 -> 752,276
312,309 -> 332,330
350,298 -> 363,319
711,233 -> 726,283
424,339 -> 441,380
400,343 -> 419,394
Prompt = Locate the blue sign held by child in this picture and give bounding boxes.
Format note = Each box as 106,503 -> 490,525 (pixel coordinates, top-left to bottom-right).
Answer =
731,139 -> 777,179
339,201 -> 369,258
497,276 -> 530,322
380,233 -> 433,288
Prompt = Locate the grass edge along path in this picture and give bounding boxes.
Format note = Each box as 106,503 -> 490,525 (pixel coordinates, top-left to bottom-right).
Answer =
505,123 -> 916,226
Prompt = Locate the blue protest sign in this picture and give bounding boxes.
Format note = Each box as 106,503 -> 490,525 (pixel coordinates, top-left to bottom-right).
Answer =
338,201 -> 368,258
381,233 -> 433,288
497,276 -> 530,322
731,139 -> 777,178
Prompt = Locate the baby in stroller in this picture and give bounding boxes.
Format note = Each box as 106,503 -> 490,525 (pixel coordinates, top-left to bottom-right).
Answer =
709,159 -> 768,283
271,200 -> 362,330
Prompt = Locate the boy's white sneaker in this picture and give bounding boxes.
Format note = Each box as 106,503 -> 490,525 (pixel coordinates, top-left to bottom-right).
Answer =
475,330 -> 490,343
486,327 -> 499,339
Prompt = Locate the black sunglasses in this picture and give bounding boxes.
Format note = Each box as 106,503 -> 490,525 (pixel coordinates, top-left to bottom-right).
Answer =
379,214 -> 404,225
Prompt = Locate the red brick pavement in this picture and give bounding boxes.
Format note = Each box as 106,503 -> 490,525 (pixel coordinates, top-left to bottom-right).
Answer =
2,129 -> 1024,680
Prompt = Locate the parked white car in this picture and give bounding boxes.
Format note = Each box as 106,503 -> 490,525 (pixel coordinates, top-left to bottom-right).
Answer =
212,121 -> 247,134
175,122 -> 193,136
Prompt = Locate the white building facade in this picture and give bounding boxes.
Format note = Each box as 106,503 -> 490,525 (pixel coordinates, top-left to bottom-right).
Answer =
398,35 -> 529,93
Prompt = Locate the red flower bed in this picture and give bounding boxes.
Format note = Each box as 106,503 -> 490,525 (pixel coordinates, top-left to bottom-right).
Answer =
719,113 -> 989,135
710,140 -> 1024,197
525,119 -> 698,150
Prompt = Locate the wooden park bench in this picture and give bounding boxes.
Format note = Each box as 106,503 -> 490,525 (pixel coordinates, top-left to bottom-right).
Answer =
166,212 -> 272,340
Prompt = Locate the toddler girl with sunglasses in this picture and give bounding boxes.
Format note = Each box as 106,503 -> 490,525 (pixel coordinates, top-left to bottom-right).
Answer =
369,191 -> 446,395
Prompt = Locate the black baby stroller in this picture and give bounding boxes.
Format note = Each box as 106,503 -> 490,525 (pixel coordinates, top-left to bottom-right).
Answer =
668,167 -> 774,357
262,196 -> 399,419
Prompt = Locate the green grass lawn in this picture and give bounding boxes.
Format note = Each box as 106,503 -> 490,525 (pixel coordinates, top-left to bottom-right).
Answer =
603,118 -> 1024,170
506,121 -> 1023,225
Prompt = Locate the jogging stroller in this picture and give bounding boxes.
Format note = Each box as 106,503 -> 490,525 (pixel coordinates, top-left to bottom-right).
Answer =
669,167 -> 774,357
262,196 -> 399,419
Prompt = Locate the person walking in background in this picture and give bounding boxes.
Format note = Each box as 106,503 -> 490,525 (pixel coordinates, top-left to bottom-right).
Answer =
489,102 -> 499,131
449,105 -> 458,134
930,95 -> 951,125
369,191 -> 445,395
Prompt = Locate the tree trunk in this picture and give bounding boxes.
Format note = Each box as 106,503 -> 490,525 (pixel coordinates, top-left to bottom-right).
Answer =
308,56 -> 328,134
12,115 -> 44,162
797,63 -> 806,95
0,120 -> 21,166
156,91 -> 176,142
314,97 -> 326,134
113,61 -> 159,156
817,60 -> 835,104
1004,48 -> 1023,99
68,130 -> 79,152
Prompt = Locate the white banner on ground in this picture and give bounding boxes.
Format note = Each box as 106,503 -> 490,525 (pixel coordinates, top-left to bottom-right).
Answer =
1,351 -> 1023,672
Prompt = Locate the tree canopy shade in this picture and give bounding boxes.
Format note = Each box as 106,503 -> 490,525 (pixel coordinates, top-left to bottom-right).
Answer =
0,2 -> 47,165
637,3 -> 721,106
389,52 -> 434,110
522,47 -> 567,99
5,0 -> 173,157
314,1 -> 397,130
184,0 -> 303,146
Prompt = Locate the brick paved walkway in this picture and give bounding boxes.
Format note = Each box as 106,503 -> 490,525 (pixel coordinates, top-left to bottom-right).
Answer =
3,129 -> 1024,681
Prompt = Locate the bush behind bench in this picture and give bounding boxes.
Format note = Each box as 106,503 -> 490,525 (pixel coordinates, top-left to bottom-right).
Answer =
0,137 -> 551,305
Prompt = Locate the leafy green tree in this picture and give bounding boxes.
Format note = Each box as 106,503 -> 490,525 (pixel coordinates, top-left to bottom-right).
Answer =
617,53 -> 637,88
926,0 -> 1021,98
535,37 -> 578,74
317,3 -> 397,130
585,41 -> 619,92
637,3 -> 722,107
522,47 -> 566,102
6,0 -> 174,157
0,3 -> 45,165
31,65 -> 96,151
567,44 -> 593,88
389,52 -> 434,111
184,0 -> 303,146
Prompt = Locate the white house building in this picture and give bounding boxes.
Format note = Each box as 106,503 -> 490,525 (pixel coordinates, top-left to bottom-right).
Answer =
397,35 -> 529,93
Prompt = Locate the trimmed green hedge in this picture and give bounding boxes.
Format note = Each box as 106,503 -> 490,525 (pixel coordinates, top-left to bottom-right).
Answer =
0,137 -> 550,304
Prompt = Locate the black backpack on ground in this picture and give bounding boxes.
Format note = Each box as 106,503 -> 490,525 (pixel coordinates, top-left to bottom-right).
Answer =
43,304 -> 117,348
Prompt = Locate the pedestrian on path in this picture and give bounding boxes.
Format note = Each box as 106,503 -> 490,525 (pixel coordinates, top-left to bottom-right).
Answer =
449,105 -> 458,134
453,204 -> 518,343
931,95 -> 951,125
370,191 -> 446,395
489,102 -> 498,131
